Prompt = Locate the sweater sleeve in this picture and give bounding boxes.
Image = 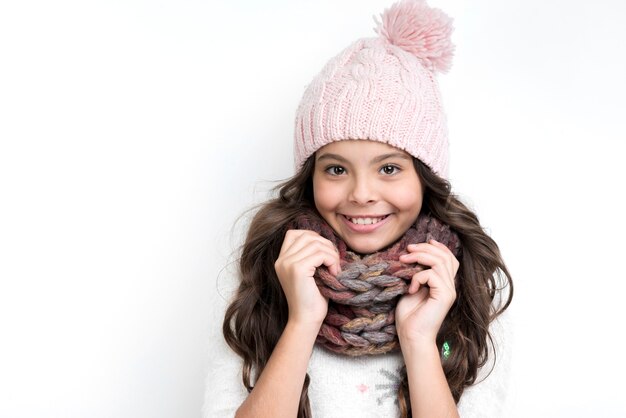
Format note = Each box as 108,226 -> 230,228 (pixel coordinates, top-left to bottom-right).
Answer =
456,298 -> 515,417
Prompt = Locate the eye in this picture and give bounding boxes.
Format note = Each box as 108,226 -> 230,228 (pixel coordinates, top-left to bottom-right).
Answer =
380,164 -> 400,175
325,165 -> 346,176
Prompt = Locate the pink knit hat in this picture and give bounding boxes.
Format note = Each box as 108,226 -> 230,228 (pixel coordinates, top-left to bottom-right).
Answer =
294,0 -> 455,179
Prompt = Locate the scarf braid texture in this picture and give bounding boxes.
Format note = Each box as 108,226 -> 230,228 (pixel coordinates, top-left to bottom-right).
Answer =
291,212 -> 462,356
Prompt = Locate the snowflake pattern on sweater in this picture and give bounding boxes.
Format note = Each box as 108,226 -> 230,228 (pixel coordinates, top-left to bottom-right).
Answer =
375,367 -> 402,406
202,306 -> 513,418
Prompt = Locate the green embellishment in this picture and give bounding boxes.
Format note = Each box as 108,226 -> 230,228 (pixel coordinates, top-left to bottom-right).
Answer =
442,341 -> 451,360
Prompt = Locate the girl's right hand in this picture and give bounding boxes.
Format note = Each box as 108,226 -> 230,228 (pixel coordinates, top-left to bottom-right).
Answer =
274,229 -> 341,328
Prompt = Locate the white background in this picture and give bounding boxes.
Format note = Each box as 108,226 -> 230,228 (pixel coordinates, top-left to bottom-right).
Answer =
1,0 -> 625,417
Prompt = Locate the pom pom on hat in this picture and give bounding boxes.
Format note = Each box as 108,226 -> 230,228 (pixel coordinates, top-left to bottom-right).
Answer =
374,0 -> 455,73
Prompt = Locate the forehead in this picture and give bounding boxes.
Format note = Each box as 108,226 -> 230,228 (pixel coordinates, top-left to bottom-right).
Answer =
316,140 -> 412,161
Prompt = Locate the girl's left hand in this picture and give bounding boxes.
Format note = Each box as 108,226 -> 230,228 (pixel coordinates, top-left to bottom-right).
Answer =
395,239 -> 460,346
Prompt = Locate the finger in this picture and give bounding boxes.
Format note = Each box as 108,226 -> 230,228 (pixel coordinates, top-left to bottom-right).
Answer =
404,240 -> 451,258
408,271 -> 456,309
283,230 -> 339,259
419,256 -> 456,292
293,248 -> 342,277
401,250 -> 446,271
401,256 -> 455,294
408,268 -> 431,294
284,237 -> 342,275
408,267 -> 454,297
282,230 -> 321,254
400,243 -> 455,282
428,239 -> 459,276
280,229 -> 308,255
294,236 -> 341,275
292,232 -> 339,257
400,251 -> 451,287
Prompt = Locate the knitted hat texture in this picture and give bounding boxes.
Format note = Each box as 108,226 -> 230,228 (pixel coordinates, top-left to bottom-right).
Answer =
294,0 -> 455,179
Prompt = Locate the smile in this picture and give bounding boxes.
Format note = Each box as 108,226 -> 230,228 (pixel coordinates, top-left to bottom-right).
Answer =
340,214 -> 390,233
345,215 -> 388,225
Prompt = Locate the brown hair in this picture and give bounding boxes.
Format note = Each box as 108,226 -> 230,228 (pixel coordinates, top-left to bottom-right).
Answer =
222,155 -> 513,417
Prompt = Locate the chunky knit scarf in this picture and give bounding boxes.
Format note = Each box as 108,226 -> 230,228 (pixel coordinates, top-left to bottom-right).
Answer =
291,212 -> 462,356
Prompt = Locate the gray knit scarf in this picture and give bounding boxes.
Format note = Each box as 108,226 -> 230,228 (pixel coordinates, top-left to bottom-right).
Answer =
291,211 -> 462,356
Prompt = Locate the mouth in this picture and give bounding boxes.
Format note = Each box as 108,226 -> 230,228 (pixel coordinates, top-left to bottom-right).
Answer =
342,214 -> 389,225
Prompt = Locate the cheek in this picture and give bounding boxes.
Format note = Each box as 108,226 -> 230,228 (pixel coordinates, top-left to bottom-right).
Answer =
315,190 -> 341,212
313,180 -> 339,212
393,189 -> 423,210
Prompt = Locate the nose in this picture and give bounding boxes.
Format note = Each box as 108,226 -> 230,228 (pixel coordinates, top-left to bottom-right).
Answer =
348,174 -> 378,205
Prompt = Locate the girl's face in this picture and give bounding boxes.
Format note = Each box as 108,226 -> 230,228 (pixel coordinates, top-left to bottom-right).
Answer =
312,140 -> 424,254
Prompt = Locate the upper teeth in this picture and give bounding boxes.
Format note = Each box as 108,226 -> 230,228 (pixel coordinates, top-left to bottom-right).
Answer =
348,217 -> 383,225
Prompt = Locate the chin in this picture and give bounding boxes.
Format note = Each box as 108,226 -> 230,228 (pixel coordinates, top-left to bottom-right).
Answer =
345,239 -> 386,255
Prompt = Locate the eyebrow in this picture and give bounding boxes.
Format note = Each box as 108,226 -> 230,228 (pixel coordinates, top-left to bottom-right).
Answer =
316,152 -> 412,164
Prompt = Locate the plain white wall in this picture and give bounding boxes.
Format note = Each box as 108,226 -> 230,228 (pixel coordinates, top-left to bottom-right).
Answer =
1,0 -> 625,417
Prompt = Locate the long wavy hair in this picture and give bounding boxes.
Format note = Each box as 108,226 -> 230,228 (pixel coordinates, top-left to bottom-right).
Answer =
223,154 -> 513,417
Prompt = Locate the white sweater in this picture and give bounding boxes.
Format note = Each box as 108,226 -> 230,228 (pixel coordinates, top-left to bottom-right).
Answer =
202,307 -> 513,418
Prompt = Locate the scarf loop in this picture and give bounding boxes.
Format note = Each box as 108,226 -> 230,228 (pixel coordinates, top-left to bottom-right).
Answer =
291,212 -> 462,356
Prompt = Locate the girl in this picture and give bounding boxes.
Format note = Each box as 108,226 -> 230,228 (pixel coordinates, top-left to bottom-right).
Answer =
204,0 -> 513,416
